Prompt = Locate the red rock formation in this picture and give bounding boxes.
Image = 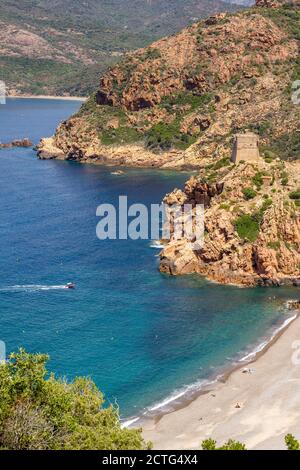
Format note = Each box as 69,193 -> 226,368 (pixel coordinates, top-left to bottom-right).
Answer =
160,161 -> 300,287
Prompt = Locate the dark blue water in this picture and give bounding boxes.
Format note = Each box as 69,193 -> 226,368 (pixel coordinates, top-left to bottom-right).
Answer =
0,98 -> 298,419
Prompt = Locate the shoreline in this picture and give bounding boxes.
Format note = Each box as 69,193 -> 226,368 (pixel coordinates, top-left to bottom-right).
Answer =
7,95 -> 87,102
125,308 -> 297,426
133,304 -> 300,449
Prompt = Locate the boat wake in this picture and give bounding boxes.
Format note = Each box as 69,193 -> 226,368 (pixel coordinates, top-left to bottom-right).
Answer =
0,284 -> 70,293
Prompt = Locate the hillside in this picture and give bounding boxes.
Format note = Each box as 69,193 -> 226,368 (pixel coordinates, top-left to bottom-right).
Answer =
0,0 -> 245,96
39,0 -> 300,165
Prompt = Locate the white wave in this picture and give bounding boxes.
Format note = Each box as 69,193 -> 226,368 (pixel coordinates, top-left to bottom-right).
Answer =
0,284 -> 70,293
239,313 -> 298,363
121,417 -> 140,429
149,241 -> 164,249
123,307 -> 299,427
122,376 -> 220,428
148,377 -> 219,413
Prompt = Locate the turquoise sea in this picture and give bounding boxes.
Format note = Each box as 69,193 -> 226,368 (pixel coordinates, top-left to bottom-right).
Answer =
0,98 -> 298,421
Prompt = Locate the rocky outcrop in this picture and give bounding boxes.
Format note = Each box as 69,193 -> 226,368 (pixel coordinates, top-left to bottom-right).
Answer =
160,160 -> 300,287
38,2 -> 300,168
287,300 -> 300,309
0,138 -> 32,149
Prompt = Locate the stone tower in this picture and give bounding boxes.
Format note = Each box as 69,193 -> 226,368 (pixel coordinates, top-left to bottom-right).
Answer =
231,132 -> 260,164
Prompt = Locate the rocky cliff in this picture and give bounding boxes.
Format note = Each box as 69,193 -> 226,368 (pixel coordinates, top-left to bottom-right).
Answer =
160,159 -> 300,286
39,0 -> 300,168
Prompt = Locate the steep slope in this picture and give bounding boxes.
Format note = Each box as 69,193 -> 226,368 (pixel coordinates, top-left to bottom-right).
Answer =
39,1 -> 300,166
160,159 -> 300,286
0,0 -> 243,96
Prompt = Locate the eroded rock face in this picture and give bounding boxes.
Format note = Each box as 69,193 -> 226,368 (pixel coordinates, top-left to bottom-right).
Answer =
160,161 -> 300,287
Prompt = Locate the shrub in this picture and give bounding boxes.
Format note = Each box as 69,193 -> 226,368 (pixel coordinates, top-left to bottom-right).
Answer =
267,241 -> 281,250
0,350 -> 149,450
252,171 -> 267,189
242,187 -> 257,200
160,92 -> 213,113
202,438 -> 246,450
140,48 -> 161,61
285,434 -> 300,451
214,157 -> 231,170
289,191 -> 300,200
235,214 -> 260,242
202,434 -> 300,451
145,121 -> 196,151
281,171 -> 289,186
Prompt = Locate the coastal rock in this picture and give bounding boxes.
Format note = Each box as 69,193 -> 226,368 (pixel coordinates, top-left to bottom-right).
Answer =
0,138 -> 32,149
287,300 -> 300,310
159,160 -> 300,287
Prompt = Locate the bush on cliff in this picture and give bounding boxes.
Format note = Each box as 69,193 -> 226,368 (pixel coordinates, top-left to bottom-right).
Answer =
234,214 -> 260,242
242,187 -> 257,200
0,349 -> 149,450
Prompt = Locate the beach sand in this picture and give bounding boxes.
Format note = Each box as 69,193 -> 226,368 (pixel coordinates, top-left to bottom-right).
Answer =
142,313 -> 300,450
7,95 -> 87,101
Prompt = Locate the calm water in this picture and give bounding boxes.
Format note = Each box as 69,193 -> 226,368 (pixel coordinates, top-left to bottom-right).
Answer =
0,98 -> 298,419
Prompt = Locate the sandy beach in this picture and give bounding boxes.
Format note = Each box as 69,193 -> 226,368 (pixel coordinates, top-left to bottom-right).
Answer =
7,95 -> 87,101
142,311 -> 300,450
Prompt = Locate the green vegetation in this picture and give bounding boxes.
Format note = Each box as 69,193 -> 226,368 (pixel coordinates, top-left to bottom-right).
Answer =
160,92 -> 213,113
242,187 -> 257,200
235,197 -> 273,243
146,121 -> 196,151
140,48 -> 162,61
289,190 -> 300,200
0,57 -> 104,97
252,171 -> 267,190
213,156 -> 231,170
270,132 -> 300,161
286,434 -> 300,450
101,127 -> 141,146
235,214 -> 260,242
202,434 -> 300,451
249,120 -> 273,137
202,439 -> 246,450
281,171 -> 289,186
219,203 -> 231,211
267,241 -> 281,250
0,349 -> 149,450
